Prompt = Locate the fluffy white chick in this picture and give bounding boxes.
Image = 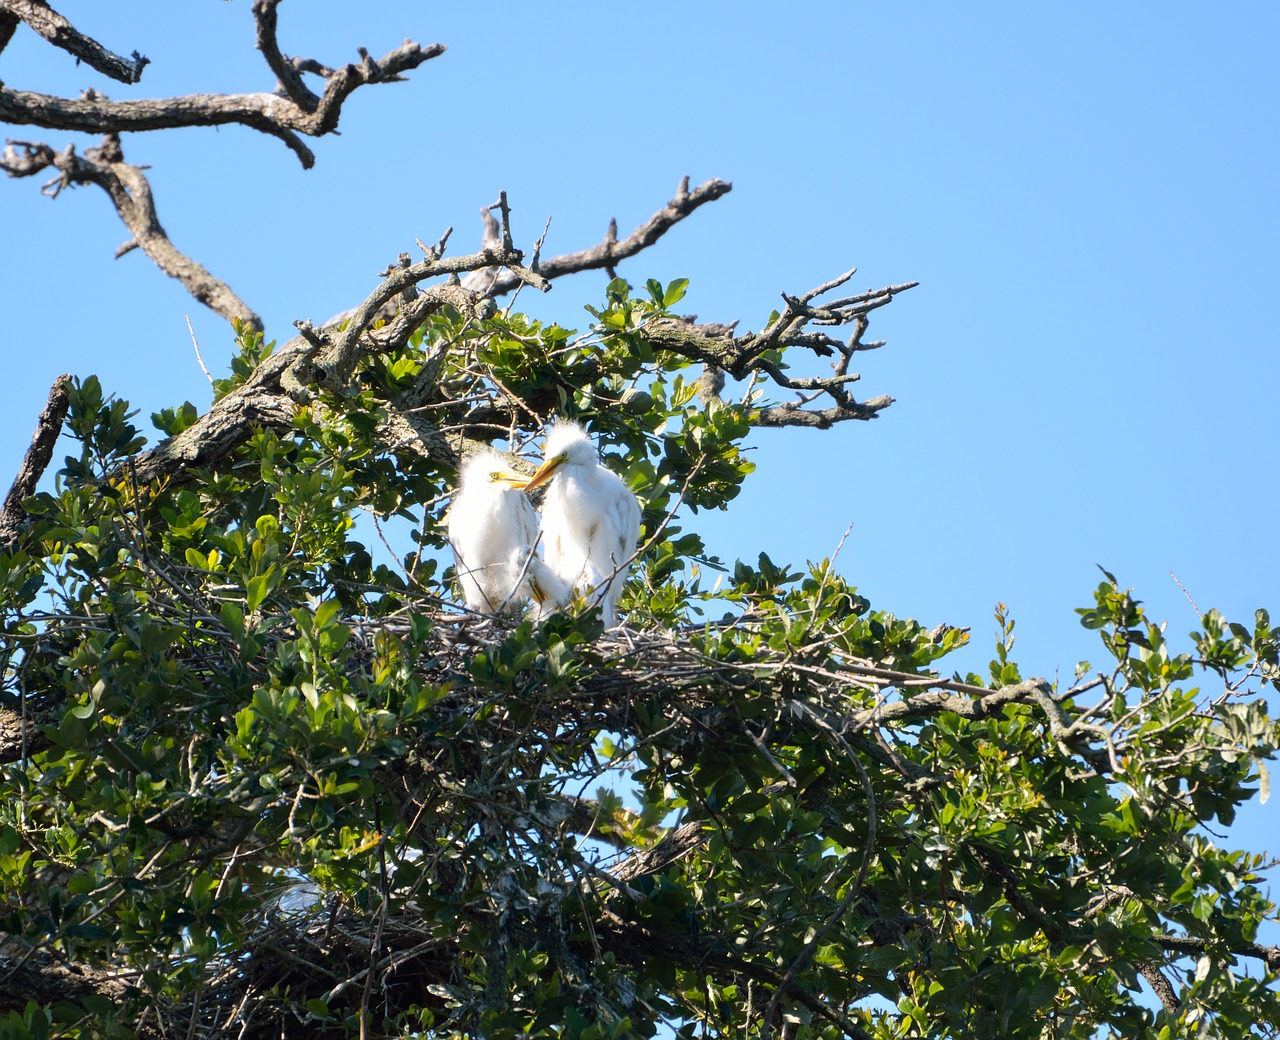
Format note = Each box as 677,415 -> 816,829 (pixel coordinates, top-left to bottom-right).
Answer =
448,449 -> 539,614
522,421 -> 641,628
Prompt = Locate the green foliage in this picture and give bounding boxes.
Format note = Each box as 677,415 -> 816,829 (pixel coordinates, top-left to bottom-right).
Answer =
0,281 -> 1276,1040
212,318 -> 277,400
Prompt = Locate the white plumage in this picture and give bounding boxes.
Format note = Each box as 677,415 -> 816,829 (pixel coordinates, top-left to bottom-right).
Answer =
507,544 -> 572,621
448,450 -> 540,614
523,420 -> 641,628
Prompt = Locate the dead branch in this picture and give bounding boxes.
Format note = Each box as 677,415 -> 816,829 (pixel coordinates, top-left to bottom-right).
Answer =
0,4 -> 445,327
461,175 -> 733,295
645,270 -> 915,428
326,176 -> 731,332
121,174 -> 739,485
125,238 -> 523,485
0,12 -> 18,56
0,23 -> 443,169
252,0 -> 315,109
0,0 -> 150,83
1,135 -> 262,328
307,194 -> 547,389
0,372 -> 69,546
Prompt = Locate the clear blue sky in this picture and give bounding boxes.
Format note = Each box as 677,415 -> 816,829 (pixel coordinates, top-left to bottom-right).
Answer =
3,1 -> 1277,922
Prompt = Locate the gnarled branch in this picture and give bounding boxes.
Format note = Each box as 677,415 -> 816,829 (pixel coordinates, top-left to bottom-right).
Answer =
0,134 -> 262,329
120,176 -> 741,485
646,270 -> 915,428
0,13 -> 18,56
252,0 -> 316,110
0,372 -> 69,546
126,236 -> 525,485
0,5 -> 447,327
0,0 -> 149,83
461,175 -> 733,295
0,35 -> 444,168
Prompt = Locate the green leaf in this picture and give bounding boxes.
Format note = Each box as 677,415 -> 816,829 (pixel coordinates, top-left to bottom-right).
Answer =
314,599 -> 342,630
664,277 -> 689,307
246,569 -> 278,611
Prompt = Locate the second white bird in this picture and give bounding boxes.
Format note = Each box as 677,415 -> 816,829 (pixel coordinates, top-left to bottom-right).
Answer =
522,420 -> 641,628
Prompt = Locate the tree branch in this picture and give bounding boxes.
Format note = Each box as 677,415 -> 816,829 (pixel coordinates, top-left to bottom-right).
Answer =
125,238 -> 519,485
646,271 -> 915,429
0,42 -> 445,168
1138,960 -> 1180,1014
611,821 -> 704,882
0,12 -> 20,56
1155,933 -> 1280,973
120,173 -> 739,485
332,178 -> 734,337
0,372 -> 70,546
1,134 -> 263,328
251,0 -> 315,110
461,175 -> 732,295
0,0 -> 150,83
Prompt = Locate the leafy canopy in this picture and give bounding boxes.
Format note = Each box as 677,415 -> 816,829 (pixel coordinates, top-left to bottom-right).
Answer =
0,275 -> 1276,1040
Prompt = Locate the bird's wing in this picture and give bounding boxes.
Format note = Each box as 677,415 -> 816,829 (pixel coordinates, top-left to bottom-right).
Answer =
605,477 -> 642,565
513,491 -> 539,548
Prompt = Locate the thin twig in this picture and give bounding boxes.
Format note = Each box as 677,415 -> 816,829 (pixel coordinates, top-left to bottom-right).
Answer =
186,315 -> 215,386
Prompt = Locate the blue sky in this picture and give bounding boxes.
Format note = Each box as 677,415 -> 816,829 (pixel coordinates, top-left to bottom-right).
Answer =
3,1 -> 1277,930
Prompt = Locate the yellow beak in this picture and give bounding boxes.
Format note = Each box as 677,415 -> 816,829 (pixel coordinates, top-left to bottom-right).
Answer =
520,454 -> 566,494
490,470 -> 531,489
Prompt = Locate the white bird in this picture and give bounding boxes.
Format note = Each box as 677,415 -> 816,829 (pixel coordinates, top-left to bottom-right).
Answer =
448,449 -> 540,614
522,420 -> 642,628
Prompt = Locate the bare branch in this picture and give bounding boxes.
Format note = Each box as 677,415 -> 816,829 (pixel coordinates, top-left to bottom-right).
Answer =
0,12 -> 20,56
482,190 -> 552,294
462,176 -> 732,295
126,238 -> 522,485
0,41 -> 445,168
0,372 -> 69,546
1155,933 -> 1280,973
116,169 -> 735,486
251,0 -> 315,109
0,0 -> 149,83
751,395 -> 896,428
1138,960 -> 1180,1014
611,821 -> 704,883
642,274 -> 915,429
1,135 -> 262,328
